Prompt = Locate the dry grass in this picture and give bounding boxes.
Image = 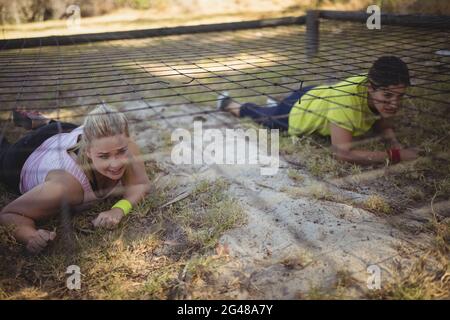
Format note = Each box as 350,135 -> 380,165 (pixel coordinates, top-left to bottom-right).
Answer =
279,250 -> 312,271
361,195 -> 393,215
164,179 -> 246,250
365,208 -> 450,299
287,168 -> 305,183
281,182 -> 344,203
280,134 -> 364,180
0,173 -> 245,299
332,269 -> 364,299
367,252 -> 449,299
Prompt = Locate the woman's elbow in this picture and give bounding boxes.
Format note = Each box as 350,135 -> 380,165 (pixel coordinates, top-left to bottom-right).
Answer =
143,182 -> 152,196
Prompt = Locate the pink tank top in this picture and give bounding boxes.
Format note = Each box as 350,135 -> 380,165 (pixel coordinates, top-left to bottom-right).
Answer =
20,126 -> 122,206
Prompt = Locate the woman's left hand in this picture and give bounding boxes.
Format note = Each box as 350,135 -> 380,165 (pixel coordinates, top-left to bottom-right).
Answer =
92,208 -> 124,229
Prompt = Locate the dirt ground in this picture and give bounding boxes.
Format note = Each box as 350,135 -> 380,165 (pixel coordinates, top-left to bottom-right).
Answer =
118,100 -> 447,299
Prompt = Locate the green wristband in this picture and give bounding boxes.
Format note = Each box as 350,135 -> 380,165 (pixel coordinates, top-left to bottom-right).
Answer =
112,199 -> 133,216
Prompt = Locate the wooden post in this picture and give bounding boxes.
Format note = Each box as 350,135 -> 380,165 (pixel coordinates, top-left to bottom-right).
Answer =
306,10 -> 320,59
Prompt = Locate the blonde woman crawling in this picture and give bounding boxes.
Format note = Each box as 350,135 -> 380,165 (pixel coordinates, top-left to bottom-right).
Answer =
0,105 -> 151,253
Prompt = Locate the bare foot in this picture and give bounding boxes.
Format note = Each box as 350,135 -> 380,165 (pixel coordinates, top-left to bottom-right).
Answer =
13,110 -> 50,130
226,102 -> 242,117
217,92 -> 241,117
25,229 -> 56,253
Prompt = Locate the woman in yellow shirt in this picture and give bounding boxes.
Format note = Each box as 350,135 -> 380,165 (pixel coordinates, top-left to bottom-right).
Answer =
218,56 -> 418,165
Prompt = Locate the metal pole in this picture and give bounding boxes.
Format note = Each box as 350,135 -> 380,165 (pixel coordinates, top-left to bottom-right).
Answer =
306,10 -> 320,59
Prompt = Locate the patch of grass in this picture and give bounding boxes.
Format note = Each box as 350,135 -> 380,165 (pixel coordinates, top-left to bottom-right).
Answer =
362,195 -> 393,215
166,178 -> 246,250
0,225 -> 18,251
368,211 -> 449,300
182,255 -> 221,285
287,169 -> 305,183
301,270 -> 362,300
161,129 -> 174,149
0,171 -> 245,299
132,176 -> 175,218
349,164 -> 363,176
306,287 -> 329,300
404,186 -> 426,202
6,287 -> 50,300
304,285 -> 343,300
280,256 -> 306,270
141,234 -> 235,299
425,215 -> 450,256
334,270 -> 358,289
436,178 -> 450,198
279,134 -> 359,180
0,287 -> 7,299
279,134 -> 301,156
367,253 -> 449,300
306,152 -> 342,179
281,182 -> 343,202
307,183 -> 339,201
143,266 -> 178,299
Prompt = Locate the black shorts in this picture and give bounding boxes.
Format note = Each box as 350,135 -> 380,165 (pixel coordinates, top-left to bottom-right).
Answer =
0,121 -> 78,195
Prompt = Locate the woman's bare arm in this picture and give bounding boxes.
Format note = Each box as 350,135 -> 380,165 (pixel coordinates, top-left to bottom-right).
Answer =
0,170 -> 84,251
330,123 -> 418,164
330,123 -> 390,165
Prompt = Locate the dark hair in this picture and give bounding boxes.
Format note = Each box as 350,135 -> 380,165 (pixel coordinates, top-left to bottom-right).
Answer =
368,56 -> 410,89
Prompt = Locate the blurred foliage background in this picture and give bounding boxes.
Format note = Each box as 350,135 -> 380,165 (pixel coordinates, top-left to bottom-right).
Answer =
0,0 -> 449,25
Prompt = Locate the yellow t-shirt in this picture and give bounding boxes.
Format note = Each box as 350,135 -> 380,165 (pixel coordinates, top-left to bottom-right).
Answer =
288,75 -> 380,137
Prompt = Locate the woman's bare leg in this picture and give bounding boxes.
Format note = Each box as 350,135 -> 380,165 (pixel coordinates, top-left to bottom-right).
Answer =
13,110 -> 51,130
0,213 -> 38,242
225,102 -> 242,117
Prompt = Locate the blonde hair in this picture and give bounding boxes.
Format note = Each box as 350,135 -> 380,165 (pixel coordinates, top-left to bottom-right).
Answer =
70,104 -> 129,181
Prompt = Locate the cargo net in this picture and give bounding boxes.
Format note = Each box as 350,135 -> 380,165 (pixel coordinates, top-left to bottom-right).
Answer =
0,18 -> 449,216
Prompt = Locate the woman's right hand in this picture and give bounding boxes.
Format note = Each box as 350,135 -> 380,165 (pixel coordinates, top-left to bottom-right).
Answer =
92,208 -> 124,230
399,148 -> 419,161
26,229 -> 56,253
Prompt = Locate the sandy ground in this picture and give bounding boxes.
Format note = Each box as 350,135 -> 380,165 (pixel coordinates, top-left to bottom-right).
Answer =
119,100 -> 433,299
